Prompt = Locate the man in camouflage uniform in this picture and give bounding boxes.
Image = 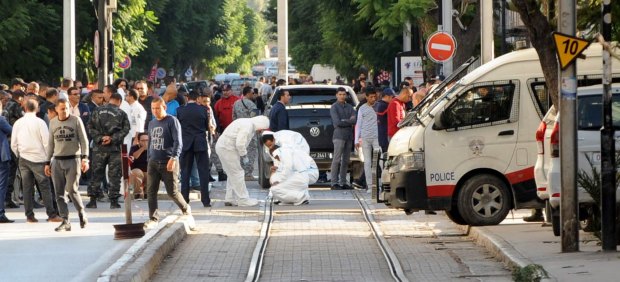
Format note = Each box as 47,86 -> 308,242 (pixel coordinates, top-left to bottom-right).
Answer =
232,86 -> 259,180
86,93 -> 130,209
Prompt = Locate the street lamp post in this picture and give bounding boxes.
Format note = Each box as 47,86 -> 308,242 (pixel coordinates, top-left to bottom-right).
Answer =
63,0 -> 76,80
277,0 -> 288,82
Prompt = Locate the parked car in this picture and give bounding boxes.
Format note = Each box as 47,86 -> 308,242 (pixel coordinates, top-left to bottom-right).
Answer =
186,80 -> 210,93
231,77 -> 257,96
535,83 -> 620,236
258,85 -> 362,188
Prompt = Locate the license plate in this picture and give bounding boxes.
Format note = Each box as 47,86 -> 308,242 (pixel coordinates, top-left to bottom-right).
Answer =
310,152 -> 331,159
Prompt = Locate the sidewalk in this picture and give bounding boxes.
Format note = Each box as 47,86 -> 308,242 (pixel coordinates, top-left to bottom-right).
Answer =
460,209 -> 620,281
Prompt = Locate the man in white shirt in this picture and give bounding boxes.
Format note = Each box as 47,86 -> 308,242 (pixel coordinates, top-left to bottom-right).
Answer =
67,87 -> 90,127
123,89 -> 147,152
11,98 -> 62,223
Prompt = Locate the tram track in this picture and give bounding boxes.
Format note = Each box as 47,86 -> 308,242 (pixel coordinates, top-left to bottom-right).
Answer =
244,191 -> 409,282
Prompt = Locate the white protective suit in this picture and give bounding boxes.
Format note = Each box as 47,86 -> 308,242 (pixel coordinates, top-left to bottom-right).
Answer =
262,130 -> 310,157
216,116 -> 270,206
269,147 -> 319,205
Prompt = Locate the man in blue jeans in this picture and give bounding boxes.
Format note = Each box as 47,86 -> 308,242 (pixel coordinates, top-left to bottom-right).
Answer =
329,87 -> 356,190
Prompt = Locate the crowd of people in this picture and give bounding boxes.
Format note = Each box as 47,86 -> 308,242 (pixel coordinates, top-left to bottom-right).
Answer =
0,73 -> 442,229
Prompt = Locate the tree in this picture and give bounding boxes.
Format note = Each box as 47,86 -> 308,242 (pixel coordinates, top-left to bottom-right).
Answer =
264,0 -> 401,79
131,0 -> 266,79
510,0 -> 559,108
354,0 -> 482,75
0,0 -> 60,83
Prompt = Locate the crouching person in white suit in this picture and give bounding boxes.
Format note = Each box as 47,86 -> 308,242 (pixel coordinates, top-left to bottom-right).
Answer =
261,130 -> 310,154
267,146 -> 318,205
215,116 -> 270,206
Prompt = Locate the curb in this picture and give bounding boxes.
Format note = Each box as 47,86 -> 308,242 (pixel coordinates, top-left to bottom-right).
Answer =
97,214 -> 192,282
457,224 -> 554,281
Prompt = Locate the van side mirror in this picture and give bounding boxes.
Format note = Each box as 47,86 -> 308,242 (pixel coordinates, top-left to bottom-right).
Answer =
432,111 -> 445,130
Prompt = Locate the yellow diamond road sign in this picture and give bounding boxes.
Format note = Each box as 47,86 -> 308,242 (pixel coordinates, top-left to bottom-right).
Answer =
553,32 -> 591,70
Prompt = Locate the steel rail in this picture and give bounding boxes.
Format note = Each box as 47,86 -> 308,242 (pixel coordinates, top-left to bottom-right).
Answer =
354,191 -> 410,282
244,196 -> 274,282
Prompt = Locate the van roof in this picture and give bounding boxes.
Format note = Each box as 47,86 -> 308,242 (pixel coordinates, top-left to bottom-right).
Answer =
459,43 -> 611,85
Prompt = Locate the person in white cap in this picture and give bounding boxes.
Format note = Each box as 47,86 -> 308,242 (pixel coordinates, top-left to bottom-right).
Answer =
268,146 -> 317,205
216,116 -> 270,206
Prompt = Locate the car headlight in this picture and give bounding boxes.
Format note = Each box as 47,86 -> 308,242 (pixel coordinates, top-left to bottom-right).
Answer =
388,152 -> 424,173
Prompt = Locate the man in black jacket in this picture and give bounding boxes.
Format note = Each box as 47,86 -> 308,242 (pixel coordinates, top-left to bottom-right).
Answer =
177,90 -> 211,207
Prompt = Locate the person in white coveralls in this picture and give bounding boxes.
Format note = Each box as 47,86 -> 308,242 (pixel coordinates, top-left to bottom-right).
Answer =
260,130 -> 309,156
267,146 -> 318,205
215,116 -> 270,206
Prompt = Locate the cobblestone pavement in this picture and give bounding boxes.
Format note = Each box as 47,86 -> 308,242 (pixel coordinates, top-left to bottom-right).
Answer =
152,183 -> 512,281
369,203 -> 512,281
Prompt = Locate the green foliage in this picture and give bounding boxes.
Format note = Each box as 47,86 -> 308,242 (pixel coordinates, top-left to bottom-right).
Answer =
288,0 -> 325,73
512,264 -> 548,282
0,0 -> 60,82
577,0 -> 620,41
354,0 -> 434,40
576,153 -> 620,239
264,0 -> 401,78
131,0 -> 265,79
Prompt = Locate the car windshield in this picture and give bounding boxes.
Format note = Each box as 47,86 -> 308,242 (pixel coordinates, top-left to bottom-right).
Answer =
271,88 -> 356,106
577,94 -> 620,130
186,81 -> 207,92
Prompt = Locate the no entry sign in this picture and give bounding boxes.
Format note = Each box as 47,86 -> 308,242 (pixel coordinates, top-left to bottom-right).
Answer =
426,31 -> 457,63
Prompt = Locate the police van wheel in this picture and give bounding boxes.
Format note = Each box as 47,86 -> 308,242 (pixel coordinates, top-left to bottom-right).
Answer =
457,174 -> 510,226
445,208 -> 467,225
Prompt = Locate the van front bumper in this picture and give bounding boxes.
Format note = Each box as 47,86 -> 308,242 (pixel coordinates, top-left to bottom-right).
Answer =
382,169 -> 451,211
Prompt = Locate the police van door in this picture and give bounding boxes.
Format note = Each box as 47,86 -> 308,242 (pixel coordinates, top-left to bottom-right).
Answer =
425,81 -> 519,225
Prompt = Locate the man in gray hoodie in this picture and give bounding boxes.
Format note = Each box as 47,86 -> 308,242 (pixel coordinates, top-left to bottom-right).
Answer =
44,98 -> 90,232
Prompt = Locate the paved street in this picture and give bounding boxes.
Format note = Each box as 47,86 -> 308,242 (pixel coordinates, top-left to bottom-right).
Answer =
3,180 -> 620,282
0,185 -> 187,281
151,184 -> 512,282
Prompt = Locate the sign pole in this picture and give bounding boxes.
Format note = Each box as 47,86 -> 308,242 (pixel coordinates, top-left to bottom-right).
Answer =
97,0 -> 108,90
558,0 -> 579,253
600,0 -> 616,251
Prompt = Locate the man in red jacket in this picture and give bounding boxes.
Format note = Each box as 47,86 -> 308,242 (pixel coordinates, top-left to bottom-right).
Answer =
214,84 -> 239,133
387,84 -> 413,140
212,84 -> 239,181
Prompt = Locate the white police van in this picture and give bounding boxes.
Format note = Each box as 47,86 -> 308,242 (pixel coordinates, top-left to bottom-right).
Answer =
381,43 -> 620,226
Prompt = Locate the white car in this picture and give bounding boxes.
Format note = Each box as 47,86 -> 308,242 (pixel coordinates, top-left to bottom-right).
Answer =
534,83 -> 620,235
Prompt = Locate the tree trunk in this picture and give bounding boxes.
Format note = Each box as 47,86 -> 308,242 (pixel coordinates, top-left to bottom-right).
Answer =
512,0 -> 559,108
452,4 -> 481,68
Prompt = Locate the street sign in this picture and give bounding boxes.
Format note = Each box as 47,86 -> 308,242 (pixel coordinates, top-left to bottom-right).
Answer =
185,67 -> 193,78
426,31 -> 457,63
553,32 -> 591,70
94,31 -> 100,67
118,56 -> 131,69
156,68 -> 167,79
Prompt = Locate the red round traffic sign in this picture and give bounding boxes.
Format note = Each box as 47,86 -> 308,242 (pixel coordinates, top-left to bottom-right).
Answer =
118,56 -> 131,69
426,31 -> 457,63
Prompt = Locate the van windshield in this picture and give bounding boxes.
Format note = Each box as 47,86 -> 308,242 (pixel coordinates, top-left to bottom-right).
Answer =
418,83 -> 463,118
